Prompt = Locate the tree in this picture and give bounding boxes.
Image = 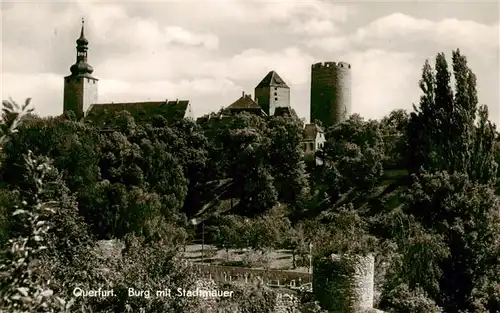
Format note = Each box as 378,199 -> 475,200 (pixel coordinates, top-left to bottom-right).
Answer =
211,215 -> 246,258
387,50 -> 500,312
266,116 -> 310,216
317,115 -> 385,211
380,109 -> 410,169
142,120 -> 208,216
282,222 -> 309,269
210,113 -> 278,216
247,213 -> 290,254
407,50 -> 497,183
403,171 -> 500,312
79,182 -> 169,240
1,117 -> 101,194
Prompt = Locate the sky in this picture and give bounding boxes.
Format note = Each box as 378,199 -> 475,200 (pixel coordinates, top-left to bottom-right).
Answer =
1,0 -> 499,125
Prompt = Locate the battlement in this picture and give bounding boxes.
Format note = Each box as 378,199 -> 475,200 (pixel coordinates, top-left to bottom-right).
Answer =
338,61 -> 351,69
312,61 -> 351,69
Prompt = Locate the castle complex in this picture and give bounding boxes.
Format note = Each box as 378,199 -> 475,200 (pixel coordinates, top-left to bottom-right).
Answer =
62,20 -> 352,153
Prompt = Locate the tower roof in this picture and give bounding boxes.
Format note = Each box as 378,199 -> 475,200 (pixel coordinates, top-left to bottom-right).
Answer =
68,18 -> 95,77
76,18 -> 88,46
256,71 -> 289,88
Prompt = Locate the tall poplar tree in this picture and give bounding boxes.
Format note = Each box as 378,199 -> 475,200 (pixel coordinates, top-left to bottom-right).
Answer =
401,50 -> 500,312
407,49 -> 497,183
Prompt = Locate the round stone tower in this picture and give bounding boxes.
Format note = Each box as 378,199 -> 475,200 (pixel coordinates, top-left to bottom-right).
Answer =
310,61 -> 352,128
313,254 -> 375,313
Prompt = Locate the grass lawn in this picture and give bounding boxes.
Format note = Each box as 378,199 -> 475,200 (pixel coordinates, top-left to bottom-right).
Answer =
181,244 -> 311,273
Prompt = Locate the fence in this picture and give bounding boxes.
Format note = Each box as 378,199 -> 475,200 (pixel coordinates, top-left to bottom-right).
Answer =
191,263 -> 313,292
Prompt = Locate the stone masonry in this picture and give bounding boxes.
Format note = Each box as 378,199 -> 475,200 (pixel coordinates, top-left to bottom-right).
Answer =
313,254 -> 384,313
310,62 -> 352,128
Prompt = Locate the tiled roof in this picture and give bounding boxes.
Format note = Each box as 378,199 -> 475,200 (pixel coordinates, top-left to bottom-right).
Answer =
303,123 -> 323,141
256,71 -> 289,89
227,94 -> 261,110
87,99 -> 192,122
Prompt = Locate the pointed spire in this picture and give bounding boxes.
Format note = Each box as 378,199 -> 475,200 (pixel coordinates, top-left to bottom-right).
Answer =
80,17 -> 85,36
76,17 -> 88,46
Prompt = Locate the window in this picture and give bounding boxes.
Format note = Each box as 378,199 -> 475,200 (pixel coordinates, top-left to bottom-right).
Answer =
274,92 -> 277,96
274,87 -> 278,90
275,97 -> 278,101
303,143 -> 307,151
309,142 -> 314,150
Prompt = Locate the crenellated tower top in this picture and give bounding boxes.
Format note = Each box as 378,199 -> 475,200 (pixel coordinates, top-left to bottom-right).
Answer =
312,61 -> 351,69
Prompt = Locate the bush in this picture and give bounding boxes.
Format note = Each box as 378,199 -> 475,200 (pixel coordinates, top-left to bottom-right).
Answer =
0,152 -> 74,313
241,250 -> 272,268
379,283 -> 443,313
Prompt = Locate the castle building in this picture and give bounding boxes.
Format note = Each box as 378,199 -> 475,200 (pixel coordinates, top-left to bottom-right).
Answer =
63,19 -> 98,120
87,100 -> 194,123
63,19 -> 192,123
199,70 -> 298,123
302,123 -> 326,165
310,61 -> 352,128
224,91 -> 266,116
254,71 -> 291,116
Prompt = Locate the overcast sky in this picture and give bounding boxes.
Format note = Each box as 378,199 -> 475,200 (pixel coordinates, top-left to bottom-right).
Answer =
1,1 -> 499,125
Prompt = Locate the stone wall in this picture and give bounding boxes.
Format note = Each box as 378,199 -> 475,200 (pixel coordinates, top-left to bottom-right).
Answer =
191,254 -> 382,313
193,263 -> 312,288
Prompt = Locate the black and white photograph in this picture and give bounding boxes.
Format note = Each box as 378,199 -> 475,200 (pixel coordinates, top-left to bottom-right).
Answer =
1,1 -> 499,312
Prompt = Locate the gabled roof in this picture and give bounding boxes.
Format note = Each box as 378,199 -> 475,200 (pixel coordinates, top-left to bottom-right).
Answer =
303,123 -> 324,141
87,99 -> 191,122
224,93 -> 267,116
256,71 -> 289,89
227,94 -> 261,110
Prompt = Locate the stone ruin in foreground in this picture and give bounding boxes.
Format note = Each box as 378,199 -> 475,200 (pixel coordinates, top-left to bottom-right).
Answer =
312,253 -> 384,313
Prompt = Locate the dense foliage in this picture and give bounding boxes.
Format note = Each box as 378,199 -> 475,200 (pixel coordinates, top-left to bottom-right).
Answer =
1,49 -> 499,312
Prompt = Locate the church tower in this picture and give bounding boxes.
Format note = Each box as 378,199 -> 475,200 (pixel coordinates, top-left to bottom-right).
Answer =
63,18 -> 98,119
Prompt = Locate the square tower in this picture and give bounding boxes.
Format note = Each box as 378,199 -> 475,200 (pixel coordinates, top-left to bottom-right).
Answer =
254,70 -> 290,116
64,75 -> 98,119
310,62 -> 352,128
